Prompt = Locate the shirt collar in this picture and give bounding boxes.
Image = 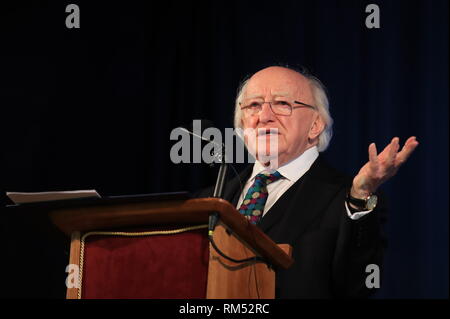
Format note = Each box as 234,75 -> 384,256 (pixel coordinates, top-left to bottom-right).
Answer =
250,146 -> 319,183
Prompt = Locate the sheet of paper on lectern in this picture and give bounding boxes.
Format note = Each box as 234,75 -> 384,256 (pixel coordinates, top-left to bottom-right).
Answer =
6,190 -> 101,204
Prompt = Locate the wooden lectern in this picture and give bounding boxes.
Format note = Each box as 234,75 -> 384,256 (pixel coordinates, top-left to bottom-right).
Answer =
43,194 -> 293,299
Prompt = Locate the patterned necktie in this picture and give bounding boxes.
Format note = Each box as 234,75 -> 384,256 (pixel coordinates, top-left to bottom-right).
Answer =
238,171 -> 283,224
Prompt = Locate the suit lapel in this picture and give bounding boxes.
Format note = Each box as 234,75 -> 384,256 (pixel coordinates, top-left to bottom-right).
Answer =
223,165 -> 252,207
258,157 -> 348,243
257,174 -> 307,233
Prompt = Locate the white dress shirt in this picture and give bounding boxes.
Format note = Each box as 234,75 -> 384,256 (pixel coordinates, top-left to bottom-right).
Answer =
236,146 -> 372,220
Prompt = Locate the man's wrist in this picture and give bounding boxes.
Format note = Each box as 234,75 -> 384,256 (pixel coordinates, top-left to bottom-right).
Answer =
347,186 -> 378,211
350,185 -> 372,200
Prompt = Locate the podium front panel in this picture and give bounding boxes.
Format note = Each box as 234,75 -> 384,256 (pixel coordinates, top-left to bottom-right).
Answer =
78,225 -> 209,299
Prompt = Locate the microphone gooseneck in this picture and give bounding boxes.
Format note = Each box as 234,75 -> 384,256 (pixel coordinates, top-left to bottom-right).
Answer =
179,121 -> 228,234
181,120 -> 268,266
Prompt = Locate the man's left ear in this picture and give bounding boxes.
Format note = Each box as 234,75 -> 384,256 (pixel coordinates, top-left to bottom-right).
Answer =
308,115 -> 325,140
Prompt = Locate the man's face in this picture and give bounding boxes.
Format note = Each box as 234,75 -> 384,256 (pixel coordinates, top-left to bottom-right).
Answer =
241,67 -> 324,167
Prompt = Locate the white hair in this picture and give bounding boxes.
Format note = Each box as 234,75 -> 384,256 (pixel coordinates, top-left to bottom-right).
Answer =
233,68 -> 333,152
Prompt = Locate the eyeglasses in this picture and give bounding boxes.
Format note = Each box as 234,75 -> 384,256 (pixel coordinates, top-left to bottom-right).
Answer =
239,99 -> 317,117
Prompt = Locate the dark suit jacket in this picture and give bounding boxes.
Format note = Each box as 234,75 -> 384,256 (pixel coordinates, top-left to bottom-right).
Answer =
197,156 -> 387,299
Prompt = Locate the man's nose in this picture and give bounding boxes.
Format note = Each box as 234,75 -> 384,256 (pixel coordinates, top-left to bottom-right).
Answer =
259,102 -> 276,123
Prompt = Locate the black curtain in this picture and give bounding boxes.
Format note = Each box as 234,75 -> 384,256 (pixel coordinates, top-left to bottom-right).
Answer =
1,0 -> 448,298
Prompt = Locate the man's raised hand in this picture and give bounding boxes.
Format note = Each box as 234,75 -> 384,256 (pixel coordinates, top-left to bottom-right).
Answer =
351,136 -> 419,198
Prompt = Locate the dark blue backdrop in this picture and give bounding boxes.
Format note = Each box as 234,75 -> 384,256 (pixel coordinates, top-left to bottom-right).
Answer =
1,0 -> 448,298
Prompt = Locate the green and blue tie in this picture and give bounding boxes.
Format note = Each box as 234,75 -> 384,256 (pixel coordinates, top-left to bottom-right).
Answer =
238,171 -> 283,224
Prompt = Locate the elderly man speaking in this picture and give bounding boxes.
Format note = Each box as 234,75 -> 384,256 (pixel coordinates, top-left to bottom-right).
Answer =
201,66 -> 418,298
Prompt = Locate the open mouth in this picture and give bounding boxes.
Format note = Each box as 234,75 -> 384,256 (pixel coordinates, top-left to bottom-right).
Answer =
257,128 -> 280,137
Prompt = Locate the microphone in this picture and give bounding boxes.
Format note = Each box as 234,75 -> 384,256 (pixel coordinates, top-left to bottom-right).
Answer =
180,120 -> 265,265
180,119 -> 216,144
180,119 -> 228,234
179,119 -> 225,165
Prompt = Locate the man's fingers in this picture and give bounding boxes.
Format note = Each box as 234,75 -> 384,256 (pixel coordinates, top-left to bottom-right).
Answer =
378,138 -> 395,158
368,142 -> 379,170
387,137 -> 400,165
376,137 -> 398,167
405,136 -> 418,146
396,136 -> 419,166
